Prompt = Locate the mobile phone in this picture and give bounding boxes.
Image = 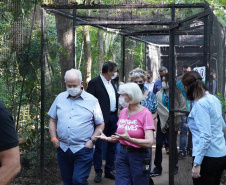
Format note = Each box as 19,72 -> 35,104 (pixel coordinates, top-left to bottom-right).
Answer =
143,157 -> 150,172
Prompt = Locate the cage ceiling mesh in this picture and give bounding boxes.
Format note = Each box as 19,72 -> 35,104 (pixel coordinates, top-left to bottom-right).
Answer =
42,1 -> 206,35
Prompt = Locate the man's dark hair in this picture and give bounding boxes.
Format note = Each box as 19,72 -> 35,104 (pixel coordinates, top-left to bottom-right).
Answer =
102,61 -> 117,73
182,64 -> 190,69
147,70 -> 153,75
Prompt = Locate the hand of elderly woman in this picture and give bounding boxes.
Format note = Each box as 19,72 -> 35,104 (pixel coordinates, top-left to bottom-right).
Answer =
192,165 -> 201,178
114,128 -> 131,141
95,130 -> 119,142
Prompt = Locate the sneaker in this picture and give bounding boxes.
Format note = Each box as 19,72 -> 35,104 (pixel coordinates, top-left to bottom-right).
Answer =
104,171 -> 115,180
150,167 -> 162,177
178,151 -> 186,160
94,172 -> 102,183
187,148 -> 192,157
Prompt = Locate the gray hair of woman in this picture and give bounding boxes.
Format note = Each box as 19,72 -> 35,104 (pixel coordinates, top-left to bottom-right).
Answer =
128,68 -> 147,82
118,83 -> 144,104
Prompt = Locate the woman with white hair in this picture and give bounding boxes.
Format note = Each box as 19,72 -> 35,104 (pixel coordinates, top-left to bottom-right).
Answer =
96,82 -> 155,185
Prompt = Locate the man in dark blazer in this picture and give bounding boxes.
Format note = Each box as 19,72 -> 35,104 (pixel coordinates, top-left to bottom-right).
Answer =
87,61 -> 119,183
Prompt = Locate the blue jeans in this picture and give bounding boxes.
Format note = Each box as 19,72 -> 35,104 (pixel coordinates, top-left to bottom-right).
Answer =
115,145 -> 151,185
179,115 -> 188,153
93,112 -> 118,173
57,147 -> 93,185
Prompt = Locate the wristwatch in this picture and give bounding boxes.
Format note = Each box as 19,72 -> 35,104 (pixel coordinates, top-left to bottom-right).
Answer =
193,163 -> 200,167
90,138 -> 96,145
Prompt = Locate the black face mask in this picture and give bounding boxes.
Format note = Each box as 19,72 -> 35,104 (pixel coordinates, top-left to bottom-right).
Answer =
113,76 -> 119,82
138,84 -> 144,90
147,77 -> 150,80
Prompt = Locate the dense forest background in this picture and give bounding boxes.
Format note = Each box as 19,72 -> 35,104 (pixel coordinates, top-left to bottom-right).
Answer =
0,0 -> 226,184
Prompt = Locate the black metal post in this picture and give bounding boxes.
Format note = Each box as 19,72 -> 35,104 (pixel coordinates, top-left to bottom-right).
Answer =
204,14 -> 209,85
169,26 -> 176,185
144,43 -> 147,70
40,8 -> 46,185
169,5 -> 175,185
121,35 -> 126,82
73,8 -> 77,68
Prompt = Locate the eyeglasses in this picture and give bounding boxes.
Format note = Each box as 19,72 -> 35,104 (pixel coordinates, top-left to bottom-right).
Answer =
130,70 -> 145,75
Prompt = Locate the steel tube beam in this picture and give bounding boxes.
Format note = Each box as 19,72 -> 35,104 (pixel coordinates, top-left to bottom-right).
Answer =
121,36 -> 125,82
169,6 -> 175,185
41,3 -> 207,10
73,8 -> 77,68
76,21 -> 173,25
40,8 -> 46,185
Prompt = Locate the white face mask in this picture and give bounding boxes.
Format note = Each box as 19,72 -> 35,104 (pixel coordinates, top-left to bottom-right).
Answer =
111,72 -> 117,80
119,97 -> 129,108
162,81 -> 169,89
67,86 -> 81,97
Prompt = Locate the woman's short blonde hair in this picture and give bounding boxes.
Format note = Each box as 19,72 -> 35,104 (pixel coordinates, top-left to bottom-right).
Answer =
129,68 -> 147,82
118,82 -> 143,104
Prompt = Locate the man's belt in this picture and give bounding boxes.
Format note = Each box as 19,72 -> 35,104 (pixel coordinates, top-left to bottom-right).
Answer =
110,110 -> 117,114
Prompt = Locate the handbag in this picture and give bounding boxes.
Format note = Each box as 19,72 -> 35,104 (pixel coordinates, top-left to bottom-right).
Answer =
161,118 -> 170,134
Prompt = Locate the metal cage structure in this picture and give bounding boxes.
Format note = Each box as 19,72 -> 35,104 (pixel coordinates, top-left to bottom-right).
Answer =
40,2 -> 226,185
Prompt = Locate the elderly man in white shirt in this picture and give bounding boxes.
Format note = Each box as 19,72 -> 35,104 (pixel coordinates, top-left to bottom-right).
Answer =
144,70 -> 155,92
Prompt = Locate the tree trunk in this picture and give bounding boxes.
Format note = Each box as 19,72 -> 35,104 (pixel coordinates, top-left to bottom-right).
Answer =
98,30 -> 104,74
83,25 -> 92,90
53,0 -> 73,89
124,38 -> 136,82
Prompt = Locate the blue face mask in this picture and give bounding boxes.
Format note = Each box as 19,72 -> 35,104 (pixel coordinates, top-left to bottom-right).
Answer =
162,82 -> 169,89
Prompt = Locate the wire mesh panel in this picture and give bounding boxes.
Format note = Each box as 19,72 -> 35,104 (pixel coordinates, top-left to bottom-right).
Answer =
209,14 -> 225,97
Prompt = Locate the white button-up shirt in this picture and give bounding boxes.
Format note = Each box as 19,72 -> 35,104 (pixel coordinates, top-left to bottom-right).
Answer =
100,74 -> 117,112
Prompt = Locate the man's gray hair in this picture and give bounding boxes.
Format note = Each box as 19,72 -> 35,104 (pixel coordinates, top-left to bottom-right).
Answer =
118,83 -> 143,104
158,66 -> 168,73
64,69 -> 82,83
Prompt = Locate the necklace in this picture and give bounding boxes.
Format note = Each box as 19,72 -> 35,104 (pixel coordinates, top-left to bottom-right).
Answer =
127,110 -> 131,119
127,111 -> 130,119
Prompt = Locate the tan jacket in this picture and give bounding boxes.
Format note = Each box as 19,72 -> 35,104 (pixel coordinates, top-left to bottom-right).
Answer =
156,88 -> 187,131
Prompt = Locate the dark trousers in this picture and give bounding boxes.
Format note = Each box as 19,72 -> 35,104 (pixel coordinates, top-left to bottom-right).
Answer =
93,112 -> 118,173
57,147 -> 93,185
153,117 -> 178,171
187,128 -> 192,153
115,145 -> 151,185
193,156 -> 226,185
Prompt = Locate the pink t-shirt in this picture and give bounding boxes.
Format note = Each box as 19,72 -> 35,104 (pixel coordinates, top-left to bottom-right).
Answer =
117,107 -> 155,148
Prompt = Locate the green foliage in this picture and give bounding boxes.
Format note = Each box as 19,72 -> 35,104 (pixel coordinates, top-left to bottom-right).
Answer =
134,42 -> 145,69
0,3 -> 13,49
216,93 -> 226,113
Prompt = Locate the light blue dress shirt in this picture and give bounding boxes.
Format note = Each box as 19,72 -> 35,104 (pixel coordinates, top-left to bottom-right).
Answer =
48,90 -> 104,154
188,91 -> 226,165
